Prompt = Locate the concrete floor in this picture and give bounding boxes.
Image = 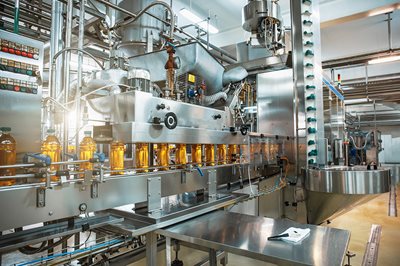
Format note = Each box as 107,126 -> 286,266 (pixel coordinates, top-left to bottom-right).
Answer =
325,185 -> 400,266
129,186 -> 400,266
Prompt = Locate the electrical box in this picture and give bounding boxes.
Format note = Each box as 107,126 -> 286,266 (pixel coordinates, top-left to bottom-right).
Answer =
0,30 -> 43,155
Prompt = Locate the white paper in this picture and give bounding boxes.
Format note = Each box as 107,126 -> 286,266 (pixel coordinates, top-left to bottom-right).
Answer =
279,227 -> 311,243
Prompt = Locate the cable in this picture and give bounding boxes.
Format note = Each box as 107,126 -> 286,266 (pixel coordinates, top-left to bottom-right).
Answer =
349,131 -> 371,150
18,234 -> 73,255
66,231 -> 92,249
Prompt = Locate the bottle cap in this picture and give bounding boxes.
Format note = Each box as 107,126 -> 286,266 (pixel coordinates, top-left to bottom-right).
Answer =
84,131 -> 92,135
47,128 -> 56,134
0,127 -> 11,132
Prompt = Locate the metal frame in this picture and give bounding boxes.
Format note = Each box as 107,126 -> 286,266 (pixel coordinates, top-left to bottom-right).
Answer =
157,211 -> 351,266
0,164 -> 256,231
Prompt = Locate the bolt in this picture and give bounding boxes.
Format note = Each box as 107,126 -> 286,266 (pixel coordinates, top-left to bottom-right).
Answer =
48,211 -> 53,216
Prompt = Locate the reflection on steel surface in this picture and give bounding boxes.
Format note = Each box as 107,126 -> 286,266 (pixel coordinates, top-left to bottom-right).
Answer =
306,166 -> 390,194
157,211 -> 350,266
305,166 -> 390,224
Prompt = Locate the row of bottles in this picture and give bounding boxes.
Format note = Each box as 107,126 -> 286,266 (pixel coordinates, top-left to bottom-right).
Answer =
0,129 -> 101,185
134,143 -> 241,173
0,126 -> 246,186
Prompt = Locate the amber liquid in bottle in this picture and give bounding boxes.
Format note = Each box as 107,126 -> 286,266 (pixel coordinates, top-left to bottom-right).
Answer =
205,144 -> 215,166
175,144 -> 187,168
228,144 -> 238,163
136,143 -> 149,173
217,144 -> 227,165
191,144 -> 202,167
157,143 -> 169,171
41,130 -> 61,181
0,128 -> 16,186
79,131 -> 96,171
110,141 -> 125,175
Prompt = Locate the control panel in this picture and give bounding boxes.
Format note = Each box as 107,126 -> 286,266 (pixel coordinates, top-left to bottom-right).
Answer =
0,30 -> 43,154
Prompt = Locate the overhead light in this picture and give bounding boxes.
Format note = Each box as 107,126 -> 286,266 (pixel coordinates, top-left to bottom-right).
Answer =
344,98 -> 370,105
368,55 -> 400,65
179,8 -> 219,34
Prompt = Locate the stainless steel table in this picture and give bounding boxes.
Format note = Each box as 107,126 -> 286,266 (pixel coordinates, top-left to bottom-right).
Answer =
157,211 -> 350,266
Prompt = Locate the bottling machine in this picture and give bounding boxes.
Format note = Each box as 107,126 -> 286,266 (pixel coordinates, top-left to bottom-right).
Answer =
0,0 -> 391,265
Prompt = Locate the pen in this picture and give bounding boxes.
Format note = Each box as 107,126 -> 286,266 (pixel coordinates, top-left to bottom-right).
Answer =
267,233 -> 289,240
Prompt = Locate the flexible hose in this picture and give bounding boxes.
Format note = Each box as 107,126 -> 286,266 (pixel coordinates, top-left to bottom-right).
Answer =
202,91 -> 227,106
349,131 -> 371,150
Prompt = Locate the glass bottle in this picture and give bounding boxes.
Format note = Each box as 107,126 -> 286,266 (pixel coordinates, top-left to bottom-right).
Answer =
175,144 -> 187,168
0,127 -> 16,186
136,143 -> 149,173
41,129 -> 61,181
157,143 -> 169,171
228,144 -> 238,163
79,131 -> 96,171
191,144 -> 202,167
217,144 -> 227,165
110,140 -> 125,175
205,144 -> 215,166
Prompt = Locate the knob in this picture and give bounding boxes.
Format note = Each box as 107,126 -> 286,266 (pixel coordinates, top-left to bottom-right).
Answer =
240,125 -> 248,136
213,114 -> 222,120
156,103 -> 166,110
165,112 -> 178,129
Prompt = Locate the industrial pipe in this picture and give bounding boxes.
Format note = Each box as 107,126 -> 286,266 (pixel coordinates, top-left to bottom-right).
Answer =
62,0 -> 74,160
48,0 -> 64,130
14,0 -> 20,33
52,48 -> 104,69
75,0 -> 87,155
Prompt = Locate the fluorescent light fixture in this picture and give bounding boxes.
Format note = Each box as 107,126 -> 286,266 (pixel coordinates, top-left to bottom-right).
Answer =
343,98 -> 369,105
179,8 -> 219,34
368,55 -> 400,65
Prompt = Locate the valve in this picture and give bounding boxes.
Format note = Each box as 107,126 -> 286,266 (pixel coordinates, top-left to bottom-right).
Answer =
23,153 -> 51,167
89,153 -> 106,163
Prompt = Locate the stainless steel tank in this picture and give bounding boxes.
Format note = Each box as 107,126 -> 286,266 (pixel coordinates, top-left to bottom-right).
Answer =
116,0 -> 165,56
242,0 -> 283,51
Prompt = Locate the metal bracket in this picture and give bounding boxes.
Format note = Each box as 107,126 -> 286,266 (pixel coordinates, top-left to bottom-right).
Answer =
361,224 -> 382,266
181,171 -> 187,184
80,170 -> 93,191
147,176 -> 162,213
36,187 -> 46,208
91,182 -> 99,198
207,170 -> 217,198
83,170 -> 92,184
